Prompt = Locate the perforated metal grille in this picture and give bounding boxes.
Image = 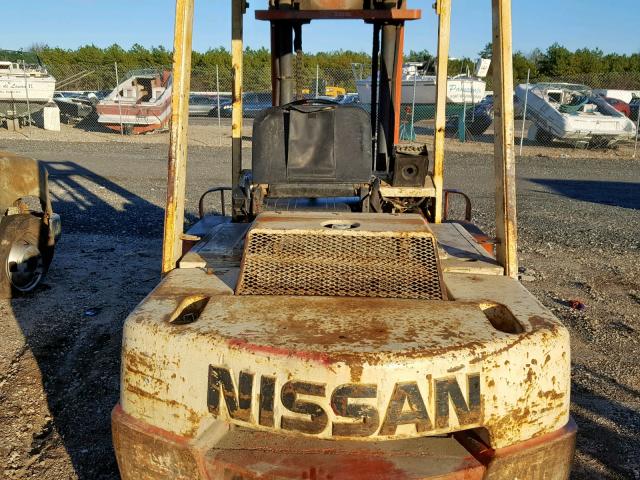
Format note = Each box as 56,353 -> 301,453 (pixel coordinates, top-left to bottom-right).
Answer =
236,230 -> 444,299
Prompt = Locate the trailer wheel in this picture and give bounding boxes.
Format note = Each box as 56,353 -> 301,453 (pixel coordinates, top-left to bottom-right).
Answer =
0,214 -> 53,298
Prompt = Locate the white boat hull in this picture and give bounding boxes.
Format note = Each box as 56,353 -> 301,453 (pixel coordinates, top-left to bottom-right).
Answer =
356,77 -> 486,105
0,75 -> 56,118
515,84 -> 637,143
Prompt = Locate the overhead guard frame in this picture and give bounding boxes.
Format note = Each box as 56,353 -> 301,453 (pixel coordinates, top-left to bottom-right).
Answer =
162,0 -> 518,279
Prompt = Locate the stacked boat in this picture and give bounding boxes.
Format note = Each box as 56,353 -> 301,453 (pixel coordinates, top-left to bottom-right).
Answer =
355,61 -> 488,121
515,83 -> 637,146
0,51 -> 56,123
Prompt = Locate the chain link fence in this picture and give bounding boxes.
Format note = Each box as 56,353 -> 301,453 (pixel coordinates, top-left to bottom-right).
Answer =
2,62 -> 638,159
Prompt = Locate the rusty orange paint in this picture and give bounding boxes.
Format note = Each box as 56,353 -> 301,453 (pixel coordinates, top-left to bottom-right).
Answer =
227,338 -> 333,366
293,0 -> 369,9
456,419 -> 576,477
113,404 -> 575,479
255,9 -> 421,21
113,404 -> 488,480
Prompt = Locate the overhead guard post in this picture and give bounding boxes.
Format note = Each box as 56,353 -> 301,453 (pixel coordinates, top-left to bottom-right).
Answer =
492,0 -> 519,278
392,23 -> 405,147
432,0 -> 451,223
370,23 -> 380,168
231,0 -> 246,218
162,0 -> 194,274
377,24 -> 396,172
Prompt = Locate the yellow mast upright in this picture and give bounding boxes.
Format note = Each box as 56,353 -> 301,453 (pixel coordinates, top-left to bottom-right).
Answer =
162,0 -> 195,274
492,0 -> 519,278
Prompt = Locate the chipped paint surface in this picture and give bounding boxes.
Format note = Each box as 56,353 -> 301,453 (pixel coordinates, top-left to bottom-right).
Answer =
120,265 -> 570,449
0,151 -> 53,216
162,0 -> 194,274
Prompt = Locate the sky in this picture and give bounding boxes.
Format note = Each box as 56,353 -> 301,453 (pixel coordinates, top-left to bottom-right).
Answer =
2,1 -> 639,58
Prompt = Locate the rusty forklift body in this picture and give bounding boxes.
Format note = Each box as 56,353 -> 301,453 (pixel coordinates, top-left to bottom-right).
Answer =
112,1 -> 576,478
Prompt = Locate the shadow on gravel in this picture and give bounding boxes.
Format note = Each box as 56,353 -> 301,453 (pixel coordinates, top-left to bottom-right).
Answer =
8,163 -> 163,478
569,363 -> 640,479
43,160 -> 165,237
73,113 -> 114,134
527,179 -> 640,210
571,382 -> 639,478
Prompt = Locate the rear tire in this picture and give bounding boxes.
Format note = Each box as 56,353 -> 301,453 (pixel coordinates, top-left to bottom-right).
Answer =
0,215 -> 54,299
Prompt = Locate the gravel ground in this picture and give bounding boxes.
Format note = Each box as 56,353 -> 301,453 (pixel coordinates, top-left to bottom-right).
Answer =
0,139 -> 638,479
2,117 -> 638,161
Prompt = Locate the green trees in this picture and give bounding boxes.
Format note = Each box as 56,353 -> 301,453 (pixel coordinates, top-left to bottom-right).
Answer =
473,42 -> 640,86
406,49 -> 434,64
480,43 -> 640,79
29,43 -> 640,91
512,52 -> 538,80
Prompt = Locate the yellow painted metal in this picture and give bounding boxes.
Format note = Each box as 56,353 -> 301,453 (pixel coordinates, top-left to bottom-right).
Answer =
0,151 -> 53,218
492,0 -> 519,278
162,0 -> 195,274
231,0 -> 244,176
432,0 -> 451,224
120,214 -> 571,448
117,1 -> 573,478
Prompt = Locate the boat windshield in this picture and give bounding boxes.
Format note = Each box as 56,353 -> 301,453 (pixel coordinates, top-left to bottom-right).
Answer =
537,83 -> 591,96
124,69 -> 163,81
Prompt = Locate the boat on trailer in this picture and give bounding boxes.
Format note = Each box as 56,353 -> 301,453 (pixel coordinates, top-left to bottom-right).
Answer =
0,51 -> 56,123
515,82 -> 637,146
96,69 -> 172,134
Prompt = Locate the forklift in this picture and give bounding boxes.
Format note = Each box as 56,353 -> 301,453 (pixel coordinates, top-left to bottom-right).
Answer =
112,1 -> 576,478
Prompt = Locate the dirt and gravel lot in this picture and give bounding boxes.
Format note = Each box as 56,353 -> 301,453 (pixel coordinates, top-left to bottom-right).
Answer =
4,117 -> 639,161
0,138 -> 638,479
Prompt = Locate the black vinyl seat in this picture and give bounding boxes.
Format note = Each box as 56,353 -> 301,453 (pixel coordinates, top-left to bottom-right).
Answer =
251,100 -> 372,198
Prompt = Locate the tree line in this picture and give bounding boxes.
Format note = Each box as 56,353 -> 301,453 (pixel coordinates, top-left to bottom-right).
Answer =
409,43 -> 640,88
24,43 -> 640,91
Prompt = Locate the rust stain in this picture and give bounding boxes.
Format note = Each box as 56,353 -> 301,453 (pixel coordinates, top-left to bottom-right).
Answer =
469,323 -> 559,365
204,439 -> 424,480
125,383 -> 163,401
124,364 -> 167,385
0,154 -> 50,215
125,384 -> 201,437
527,315 -> 556,329
537,389 -> 565,401
526,368 -> 535,383
255,214 -> 427,227
349,364 -> 364,383
211,296 -> 496,367
487,406 -> 532,440
125,350 -> 155,372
